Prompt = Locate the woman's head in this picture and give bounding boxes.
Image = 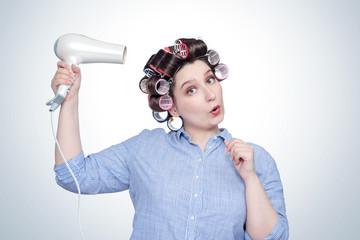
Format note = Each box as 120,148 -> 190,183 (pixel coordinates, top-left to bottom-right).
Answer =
169,59 -> 225,132
139,38 -> 228,130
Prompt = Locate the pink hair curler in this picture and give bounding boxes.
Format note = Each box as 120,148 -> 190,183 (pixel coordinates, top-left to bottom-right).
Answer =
214,63 -> 229,81
159,95 -> 173,110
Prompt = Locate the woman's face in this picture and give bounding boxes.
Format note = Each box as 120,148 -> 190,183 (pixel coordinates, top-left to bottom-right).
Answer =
170,60 -> 224,132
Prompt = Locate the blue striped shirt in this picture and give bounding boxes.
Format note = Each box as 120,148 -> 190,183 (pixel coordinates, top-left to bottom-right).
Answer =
54,127 -> 289,239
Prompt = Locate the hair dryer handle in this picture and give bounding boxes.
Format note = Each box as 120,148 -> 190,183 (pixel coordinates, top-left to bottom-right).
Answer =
46,61 -> 75,112
46,84 -> 71,111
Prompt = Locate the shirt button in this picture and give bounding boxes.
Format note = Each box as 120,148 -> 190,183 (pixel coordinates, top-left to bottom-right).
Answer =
194,193 -> 199,198
191,216 -> 195,220
213,136 -> 218,140
198,158 -> 202,162
195,175 -> 200,179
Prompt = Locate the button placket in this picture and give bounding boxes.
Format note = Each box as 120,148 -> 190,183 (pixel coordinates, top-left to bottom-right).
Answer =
185,135 -> 223,239
186,152 -> 204,239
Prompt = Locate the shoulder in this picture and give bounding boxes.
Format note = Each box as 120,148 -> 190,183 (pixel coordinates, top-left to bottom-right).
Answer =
138,128 -> 167,137
122,128 -> 169,149
247,142 -> 270,158
225,129 -> 275,167
247,142 -> 275,164
247,142 -> 278,181
225,129 -> 272,161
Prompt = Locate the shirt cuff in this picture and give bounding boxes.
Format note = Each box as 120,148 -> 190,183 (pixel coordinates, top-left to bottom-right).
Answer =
53,151 -> 85,181
263,215 -> 286,240
245,215 -> 287,240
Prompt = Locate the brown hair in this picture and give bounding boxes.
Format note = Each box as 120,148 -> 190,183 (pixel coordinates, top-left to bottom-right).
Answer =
139,38 -> 226,127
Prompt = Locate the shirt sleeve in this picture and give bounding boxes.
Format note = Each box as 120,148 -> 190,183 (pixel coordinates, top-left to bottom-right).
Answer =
245,145 -> 289,240
54,129 -> 148,194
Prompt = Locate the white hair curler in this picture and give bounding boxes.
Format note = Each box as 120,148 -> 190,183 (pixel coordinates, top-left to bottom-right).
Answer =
46,33 -> 127,112
167,116 -> 183,131
139,77 -> 148,94
155,79 -> 170,95
207,50 -> 220,66
152,111 -> 169,122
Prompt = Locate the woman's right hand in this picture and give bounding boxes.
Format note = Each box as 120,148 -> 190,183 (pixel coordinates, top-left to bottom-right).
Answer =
51,61 -> 82,102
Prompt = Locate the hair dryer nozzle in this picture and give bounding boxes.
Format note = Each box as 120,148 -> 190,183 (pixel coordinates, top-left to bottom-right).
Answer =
47,33 -> 127,112
53,33 -> 127,65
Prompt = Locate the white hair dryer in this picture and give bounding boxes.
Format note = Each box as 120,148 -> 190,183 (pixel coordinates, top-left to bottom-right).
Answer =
46,33 -> 127,111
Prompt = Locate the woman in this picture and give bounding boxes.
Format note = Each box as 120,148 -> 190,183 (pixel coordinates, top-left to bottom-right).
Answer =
52,38 -> 289,240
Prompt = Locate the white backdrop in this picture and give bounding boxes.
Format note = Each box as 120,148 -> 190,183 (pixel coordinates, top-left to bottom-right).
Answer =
1,0 -> 359,239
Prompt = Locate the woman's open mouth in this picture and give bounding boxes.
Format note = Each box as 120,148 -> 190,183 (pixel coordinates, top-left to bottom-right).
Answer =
210,105 -> 221,116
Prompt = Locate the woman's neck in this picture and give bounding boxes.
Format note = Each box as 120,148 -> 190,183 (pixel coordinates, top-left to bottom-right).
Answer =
184,125 -> 220,152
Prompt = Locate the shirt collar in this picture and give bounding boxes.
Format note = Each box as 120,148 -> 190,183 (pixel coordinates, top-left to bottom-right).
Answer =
174,127 -> 232,142
175,127 -> 188,141
217,128 -> 233,142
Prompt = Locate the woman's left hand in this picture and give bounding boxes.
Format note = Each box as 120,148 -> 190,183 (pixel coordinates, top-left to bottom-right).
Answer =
224,139 -> 255,181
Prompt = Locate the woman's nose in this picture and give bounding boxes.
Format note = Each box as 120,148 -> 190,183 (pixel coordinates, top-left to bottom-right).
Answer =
205,87 -> 216,102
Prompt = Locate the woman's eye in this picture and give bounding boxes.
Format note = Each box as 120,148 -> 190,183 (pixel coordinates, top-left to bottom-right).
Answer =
187,88 -> 196,95
207,77 -> 215,84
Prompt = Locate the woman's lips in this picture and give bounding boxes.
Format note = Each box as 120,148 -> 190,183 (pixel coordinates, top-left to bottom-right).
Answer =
210,105 -> 221,116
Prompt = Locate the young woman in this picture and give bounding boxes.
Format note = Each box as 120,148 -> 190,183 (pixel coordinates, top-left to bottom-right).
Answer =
52,38 -> 289,240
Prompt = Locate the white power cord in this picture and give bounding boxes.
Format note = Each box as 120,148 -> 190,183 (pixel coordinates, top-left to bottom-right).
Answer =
51,111 -> 86,240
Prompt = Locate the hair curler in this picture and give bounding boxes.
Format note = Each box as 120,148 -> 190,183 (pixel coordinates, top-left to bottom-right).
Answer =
214,63 -> 229,81
139,77 -> 148,94
167,116 -> 183,131
46,33 -> 127,112
152,111 -> 169,122
207,50 -> 220,66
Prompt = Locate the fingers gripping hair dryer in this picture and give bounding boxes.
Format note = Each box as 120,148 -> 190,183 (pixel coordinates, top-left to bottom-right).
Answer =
46,33 -> 127,111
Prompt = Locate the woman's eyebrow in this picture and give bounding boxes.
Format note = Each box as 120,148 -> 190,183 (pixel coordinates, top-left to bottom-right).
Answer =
180,79 -> 195,89
180,69 -> 213,89
204,69 -> 212,75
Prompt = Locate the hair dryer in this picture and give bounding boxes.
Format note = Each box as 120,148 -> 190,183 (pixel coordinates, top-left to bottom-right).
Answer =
46,33 -> 127,112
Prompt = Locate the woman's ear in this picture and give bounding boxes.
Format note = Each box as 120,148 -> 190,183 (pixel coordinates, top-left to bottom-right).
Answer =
169,105 -> 180,117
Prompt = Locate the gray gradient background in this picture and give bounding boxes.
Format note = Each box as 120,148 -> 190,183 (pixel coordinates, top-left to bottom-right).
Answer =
1,0 -> 359,239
